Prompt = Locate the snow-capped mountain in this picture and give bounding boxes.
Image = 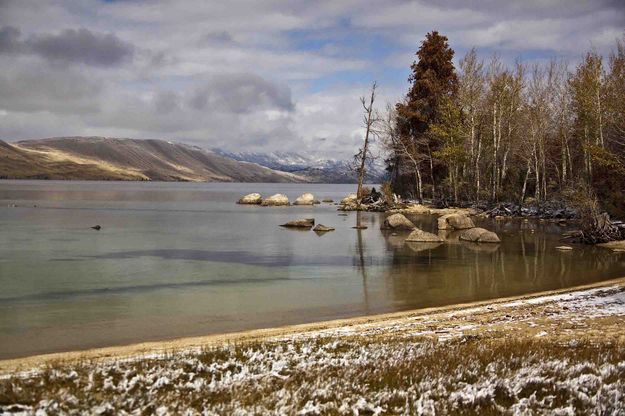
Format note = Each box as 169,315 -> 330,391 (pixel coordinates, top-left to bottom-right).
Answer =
213,149 -> 387,184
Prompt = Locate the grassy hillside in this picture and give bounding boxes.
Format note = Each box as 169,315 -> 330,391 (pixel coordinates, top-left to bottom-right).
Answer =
0,137 -> 306,182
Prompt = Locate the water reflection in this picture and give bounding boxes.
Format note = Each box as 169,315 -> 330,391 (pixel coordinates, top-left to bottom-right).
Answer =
379,215 -> 625,308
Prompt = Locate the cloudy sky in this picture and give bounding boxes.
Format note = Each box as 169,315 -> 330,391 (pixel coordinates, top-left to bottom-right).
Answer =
0,0 -> 623,158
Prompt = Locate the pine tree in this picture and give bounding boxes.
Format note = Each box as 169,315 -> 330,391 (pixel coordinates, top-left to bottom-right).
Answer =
391,31 -> 458,199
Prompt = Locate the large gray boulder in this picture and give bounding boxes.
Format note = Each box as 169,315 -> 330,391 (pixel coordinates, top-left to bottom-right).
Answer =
406,228 -> 444,243
459,227 -> 501,243
237,193 -> 262,205
261,193 -> 289,206
381,213 -> 416,231
280,218 -> 315,228
293,193 -> 315,205
438,213 -> 475,230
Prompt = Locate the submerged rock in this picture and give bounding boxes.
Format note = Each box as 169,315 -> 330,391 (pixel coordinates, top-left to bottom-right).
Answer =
556,245 -> 573,251
322,198 -> 334,203
293,193 -> 315,205
438,213 -> 475,230
261,194 -> 289,206
381,213 -> 416,231
91,225 -> 101,231
313,224 -> 335,232
237,193 -> 262,205
280,218 -> 315,228
406,228 -> 444,243
406,241 -> 442,253
459,227 -> 500,243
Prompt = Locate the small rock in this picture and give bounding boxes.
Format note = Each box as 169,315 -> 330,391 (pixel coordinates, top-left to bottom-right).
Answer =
293,193 -> 316,205
555,245 -> 573,251
381,213 -> 416,231
322,199 -> 334,203
340,193 -> 358,205
91,225 -> 101,231
237,193 -> 263,205
261,194 -> 289,206
313,224 -> 335,232
280,218 -> 314,228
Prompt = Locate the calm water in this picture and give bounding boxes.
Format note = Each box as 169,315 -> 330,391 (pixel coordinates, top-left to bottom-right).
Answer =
1,180 -> 624,359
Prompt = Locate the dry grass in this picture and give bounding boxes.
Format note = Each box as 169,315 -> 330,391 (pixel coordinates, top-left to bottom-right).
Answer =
1,335 -> 624,415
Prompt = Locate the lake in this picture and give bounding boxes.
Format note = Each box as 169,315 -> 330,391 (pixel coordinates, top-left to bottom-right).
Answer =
1,180 -> 624,359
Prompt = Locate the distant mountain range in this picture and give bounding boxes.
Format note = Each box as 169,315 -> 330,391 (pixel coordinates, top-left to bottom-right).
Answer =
213,149 -> 387,184
0,137 -> 386,183
0,137 -> 304,182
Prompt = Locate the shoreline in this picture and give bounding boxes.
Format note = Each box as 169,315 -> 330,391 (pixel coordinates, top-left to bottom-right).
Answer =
3,276 -> 625,375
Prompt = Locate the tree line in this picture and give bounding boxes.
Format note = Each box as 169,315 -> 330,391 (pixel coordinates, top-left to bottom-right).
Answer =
380,31 -> 625,217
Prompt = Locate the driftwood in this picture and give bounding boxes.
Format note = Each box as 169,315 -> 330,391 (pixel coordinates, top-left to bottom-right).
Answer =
576,212 -> 624,244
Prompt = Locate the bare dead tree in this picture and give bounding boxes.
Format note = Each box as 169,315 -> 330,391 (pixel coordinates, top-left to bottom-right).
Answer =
381,102 -> 427,202
355,81 -> 380,202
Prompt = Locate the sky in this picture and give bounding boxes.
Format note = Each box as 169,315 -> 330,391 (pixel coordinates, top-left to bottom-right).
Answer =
0,0 -> 623,159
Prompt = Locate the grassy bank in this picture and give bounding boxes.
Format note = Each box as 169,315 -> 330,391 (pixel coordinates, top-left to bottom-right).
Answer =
2,280 -> 625,414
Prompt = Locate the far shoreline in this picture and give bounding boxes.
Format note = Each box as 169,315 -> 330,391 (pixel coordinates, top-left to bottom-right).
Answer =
3,276 -> 625,375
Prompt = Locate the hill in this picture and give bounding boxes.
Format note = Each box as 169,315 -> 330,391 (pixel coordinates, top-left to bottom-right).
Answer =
0,137 -> 306,182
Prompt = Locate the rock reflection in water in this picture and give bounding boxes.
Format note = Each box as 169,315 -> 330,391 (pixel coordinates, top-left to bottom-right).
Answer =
375,216 -> 625,310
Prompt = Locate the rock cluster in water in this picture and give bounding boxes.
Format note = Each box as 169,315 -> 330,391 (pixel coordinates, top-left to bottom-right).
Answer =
237,193 -> 324,207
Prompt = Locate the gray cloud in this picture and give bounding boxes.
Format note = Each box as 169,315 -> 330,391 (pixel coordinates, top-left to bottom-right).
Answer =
0,25 -> 22,53
0,25 -> 134,66
0,63 -> 102,114
189,73 -> 294,113
0,0 -> 623,159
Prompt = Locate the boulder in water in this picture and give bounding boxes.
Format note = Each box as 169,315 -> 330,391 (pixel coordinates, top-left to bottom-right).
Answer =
381,213 -> 416,231
459,227 -> 500,243
91,225 -> 101,231
280,218 -> 315,228
261,194 -> 289,206
438,213 -> 475,230
293,193 -> 315,205
237,193 -> 262,205
406,228 -> 444,242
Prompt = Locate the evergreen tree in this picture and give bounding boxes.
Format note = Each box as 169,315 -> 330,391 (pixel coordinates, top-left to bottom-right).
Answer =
391,31 -> 458,199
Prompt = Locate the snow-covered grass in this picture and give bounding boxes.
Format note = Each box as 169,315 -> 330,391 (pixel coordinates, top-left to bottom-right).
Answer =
1,285 -> 625,415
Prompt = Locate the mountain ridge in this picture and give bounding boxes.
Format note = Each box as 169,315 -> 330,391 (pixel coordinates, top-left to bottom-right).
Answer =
0,137 -> 307,182
213,149 -> 386,184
